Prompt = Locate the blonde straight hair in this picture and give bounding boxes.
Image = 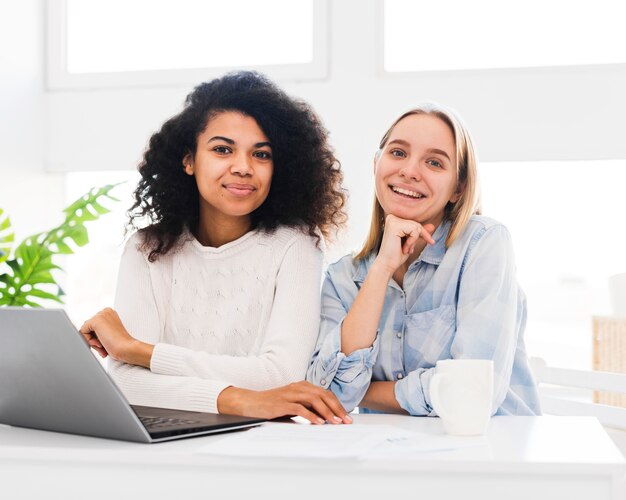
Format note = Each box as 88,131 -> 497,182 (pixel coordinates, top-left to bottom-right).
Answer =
355,103 -> 481,260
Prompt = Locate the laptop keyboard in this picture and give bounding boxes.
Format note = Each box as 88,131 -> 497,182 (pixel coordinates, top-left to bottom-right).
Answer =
139,415 -> 201,429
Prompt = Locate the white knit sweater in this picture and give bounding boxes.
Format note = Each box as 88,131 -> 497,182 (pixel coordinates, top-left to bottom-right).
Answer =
109,226 -> 323,414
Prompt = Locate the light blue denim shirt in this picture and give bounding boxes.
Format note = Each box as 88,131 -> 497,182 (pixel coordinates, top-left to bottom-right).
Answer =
307,215 -> 541,416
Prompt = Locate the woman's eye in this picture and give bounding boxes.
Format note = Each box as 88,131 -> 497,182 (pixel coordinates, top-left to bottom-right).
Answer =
390,149 -> 406,158
427,159 -> 443,168
253,150 -> 272,160
213,146 -> 232,154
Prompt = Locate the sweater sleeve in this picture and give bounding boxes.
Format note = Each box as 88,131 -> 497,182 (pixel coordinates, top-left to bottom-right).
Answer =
108,234 -> 230,414
149,232 -> 323,391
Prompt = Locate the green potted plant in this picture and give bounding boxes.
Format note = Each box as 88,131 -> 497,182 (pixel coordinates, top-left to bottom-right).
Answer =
0,184 -> 120,307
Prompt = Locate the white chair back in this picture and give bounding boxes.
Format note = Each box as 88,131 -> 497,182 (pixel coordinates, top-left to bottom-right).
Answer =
530,357 -> 626,430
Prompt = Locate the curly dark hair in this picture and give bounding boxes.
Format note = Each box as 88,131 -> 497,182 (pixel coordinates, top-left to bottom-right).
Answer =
128,71 -> 346,261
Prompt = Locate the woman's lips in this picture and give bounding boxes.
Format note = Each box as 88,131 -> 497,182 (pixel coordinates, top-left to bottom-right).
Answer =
224,183 -> 256,197
389,184 -> 426,200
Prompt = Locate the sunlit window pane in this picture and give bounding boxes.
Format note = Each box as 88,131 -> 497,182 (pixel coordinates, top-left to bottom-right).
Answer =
66,0 -> 314,73
384,0 -> 626,71
480,160 -> 626,369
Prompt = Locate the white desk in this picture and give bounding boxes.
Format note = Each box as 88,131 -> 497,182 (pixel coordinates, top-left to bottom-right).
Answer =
0,415 -> 624,500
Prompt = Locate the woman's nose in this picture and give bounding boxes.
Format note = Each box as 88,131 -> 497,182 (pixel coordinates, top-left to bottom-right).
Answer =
399,160 -> 422,180
230,153 -> 252,176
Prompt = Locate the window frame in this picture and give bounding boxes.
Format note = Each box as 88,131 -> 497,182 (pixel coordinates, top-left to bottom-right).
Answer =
377,0 -> 626,76
45,0 -> 329,90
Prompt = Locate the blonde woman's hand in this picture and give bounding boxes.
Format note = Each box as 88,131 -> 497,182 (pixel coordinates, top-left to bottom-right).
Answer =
217,381 -> 353,425
80,308 -> 153,367
374,214 -> 435,273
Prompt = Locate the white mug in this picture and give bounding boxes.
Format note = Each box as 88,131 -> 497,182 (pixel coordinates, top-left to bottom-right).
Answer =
429,359 -> 494,436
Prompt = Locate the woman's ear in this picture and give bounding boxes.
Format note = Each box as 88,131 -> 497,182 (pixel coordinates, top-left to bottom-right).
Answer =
450,182 -> 465,203
182,153 -> 194,176
373,150 -> 381,174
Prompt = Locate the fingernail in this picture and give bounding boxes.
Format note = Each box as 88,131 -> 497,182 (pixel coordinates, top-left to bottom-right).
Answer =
316,418 -> 325,425
332,416 -> 342,423
344,414 -> 353,423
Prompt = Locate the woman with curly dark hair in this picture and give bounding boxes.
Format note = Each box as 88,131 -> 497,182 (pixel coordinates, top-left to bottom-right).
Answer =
80,71 -> 352,425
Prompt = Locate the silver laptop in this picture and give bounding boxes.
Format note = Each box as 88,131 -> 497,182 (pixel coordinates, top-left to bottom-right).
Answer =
0,307 -> 265,443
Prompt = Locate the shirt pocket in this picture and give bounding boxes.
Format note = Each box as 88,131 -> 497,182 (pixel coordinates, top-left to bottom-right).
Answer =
404,304 -> 456,367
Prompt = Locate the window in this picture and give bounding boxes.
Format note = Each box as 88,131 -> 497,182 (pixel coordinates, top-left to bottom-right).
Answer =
480,160 -> 626,369
383,0 -> 626,72
47,0 -> 328,88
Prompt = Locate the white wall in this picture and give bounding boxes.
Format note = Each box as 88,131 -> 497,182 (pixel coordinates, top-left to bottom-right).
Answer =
0,0 -> 65,243
4,0 -> 626,259
0,1 -> 44,172
42,0 -> 626,254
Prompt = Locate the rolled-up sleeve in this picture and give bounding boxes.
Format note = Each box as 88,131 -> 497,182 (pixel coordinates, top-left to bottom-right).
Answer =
394,367 -> 434,415
306,262 -> 380,412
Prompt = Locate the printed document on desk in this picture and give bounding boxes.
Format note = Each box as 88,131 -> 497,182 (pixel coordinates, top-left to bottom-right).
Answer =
199,422 -> 485,459
361,432 -> 489,459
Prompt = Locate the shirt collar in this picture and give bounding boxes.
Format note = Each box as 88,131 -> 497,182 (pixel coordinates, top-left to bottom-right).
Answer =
419,220 -> 450,266
352,220 -> 451,284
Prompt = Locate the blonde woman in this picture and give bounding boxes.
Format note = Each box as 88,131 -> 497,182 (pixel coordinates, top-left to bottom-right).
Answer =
307,104 -> 540,416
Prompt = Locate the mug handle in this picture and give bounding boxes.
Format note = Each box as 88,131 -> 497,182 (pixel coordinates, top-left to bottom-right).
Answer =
430,373 -> 453,421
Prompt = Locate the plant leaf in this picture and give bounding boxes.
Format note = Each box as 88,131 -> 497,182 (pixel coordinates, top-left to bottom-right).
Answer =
50,239 -> 74,254
43,183 -> 123,251
62,183 -> 123,222
10,295 -> 43,308
90,201 -> 111,215
1,182 -> 122,307
25,287 -> 64,303
73,207 -> 99,223
0,251 -> 64,306
14,238 -> 55,267
0,208 -> 14,265
62,224 -> 89,247
26,270 -> 59,284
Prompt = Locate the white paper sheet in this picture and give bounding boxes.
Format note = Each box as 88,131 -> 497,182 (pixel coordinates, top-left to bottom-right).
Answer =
199,422 -> 486,459
360,432 -> 489,459
200,423 -> 413,458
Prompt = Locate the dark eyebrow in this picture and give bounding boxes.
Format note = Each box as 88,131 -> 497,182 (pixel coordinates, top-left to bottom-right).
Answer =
207,137 -> 271,149
208,136 -> 234,145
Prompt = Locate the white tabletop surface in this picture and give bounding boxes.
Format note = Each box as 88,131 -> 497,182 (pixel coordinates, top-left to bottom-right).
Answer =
1,415 -> 624,500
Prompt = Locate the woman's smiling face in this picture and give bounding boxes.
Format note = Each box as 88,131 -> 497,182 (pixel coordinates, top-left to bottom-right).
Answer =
183,111 -> 273,227
374,113 -> 461,228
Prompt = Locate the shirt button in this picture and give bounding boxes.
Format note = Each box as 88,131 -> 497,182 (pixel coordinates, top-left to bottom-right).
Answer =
321,379 -> 327,386
397,373 -> 404,380
396,332 -> 402,339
